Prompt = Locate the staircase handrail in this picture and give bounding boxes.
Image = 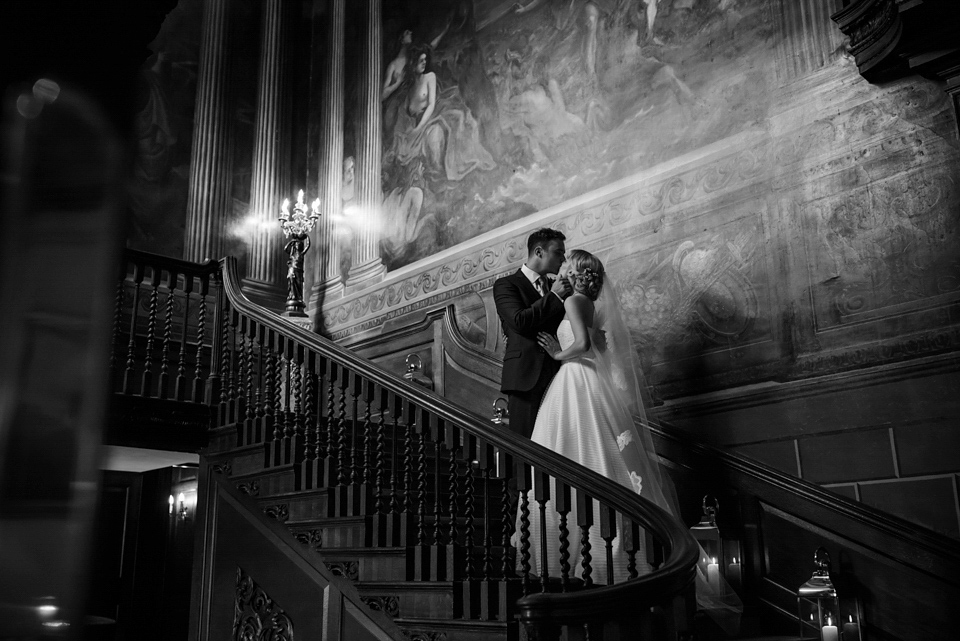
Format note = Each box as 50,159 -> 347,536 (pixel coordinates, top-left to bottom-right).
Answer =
217,255 -> 700,628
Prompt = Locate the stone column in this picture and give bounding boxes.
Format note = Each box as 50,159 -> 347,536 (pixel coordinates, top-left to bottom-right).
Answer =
345,0 -> 387,290
311,0 -> 347,304
242,0 -> 293,309
183,0 -> 234,263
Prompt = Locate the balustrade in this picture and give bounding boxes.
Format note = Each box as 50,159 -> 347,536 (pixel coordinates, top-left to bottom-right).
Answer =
109,248 -> 698,640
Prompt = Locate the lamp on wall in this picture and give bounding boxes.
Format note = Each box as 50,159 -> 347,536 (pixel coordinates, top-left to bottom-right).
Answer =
278,189 -> 321,318
797,547 -> 862,640
177,492 -> 188,520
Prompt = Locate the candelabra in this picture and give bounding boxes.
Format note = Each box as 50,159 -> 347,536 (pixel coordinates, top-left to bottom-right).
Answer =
278,190 -> 321,317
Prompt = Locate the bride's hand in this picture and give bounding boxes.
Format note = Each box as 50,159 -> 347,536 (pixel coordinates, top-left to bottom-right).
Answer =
537,332 -> 560,359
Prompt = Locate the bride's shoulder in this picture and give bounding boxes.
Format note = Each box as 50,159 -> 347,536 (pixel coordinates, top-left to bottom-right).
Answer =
563,293 -> 595,314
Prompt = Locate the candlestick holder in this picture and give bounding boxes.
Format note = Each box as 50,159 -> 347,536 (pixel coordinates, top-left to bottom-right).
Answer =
278,190 -> 321,317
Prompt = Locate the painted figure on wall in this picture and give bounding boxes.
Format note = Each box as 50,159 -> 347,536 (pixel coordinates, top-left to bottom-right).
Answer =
370,0 -> 765,267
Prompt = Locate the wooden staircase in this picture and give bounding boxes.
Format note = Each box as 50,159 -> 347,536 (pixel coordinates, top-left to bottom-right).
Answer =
110,248 -> 700,641
109,248 -> 960,641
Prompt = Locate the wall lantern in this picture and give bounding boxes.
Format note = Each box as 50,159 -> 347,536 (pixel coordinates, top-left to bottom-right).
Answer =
797,547 -> 862,640
403,354 -> 432,389
689,495 -> 742,592
491,397 -> 509,426
177,492 -> 188,521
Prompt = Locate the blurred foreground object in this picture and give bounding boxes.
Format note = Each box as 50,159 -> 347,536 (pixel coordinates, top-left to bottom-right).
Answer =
0,81 -> 125,638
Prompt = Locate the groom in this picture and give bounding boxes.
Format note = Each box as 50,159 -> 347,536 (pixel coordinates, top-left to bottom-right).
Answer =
494,228 -> 572,438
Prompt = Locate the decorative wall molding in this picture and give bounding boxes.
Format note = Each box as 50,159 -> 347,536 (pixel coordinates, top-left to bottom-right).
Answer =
263,503 -> 289,522
322,130 -> 769,336
361,595 -> 400,618
324,561 -> 359,581
233,566 -> 295,641
293,528 -> 323,551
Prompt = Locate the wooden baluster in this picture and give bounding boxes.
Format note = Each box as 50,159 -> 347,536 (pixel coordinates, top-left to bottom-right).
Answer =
204,278 -> 223,406
350,373 -> 363,488
384,395 -> 404,545
345,375 -> 373,516
461,437 -> 478,618
122,262 -> 144,395
533,470 -> 551,592
174,274 -> 193,401
297,350 -> 319,491
110,263 -> 126,383
281,339 -> 296,465
370,387 -> 390,546
517,461 -> 533,596
599,505 -> 617,585
477,440 -> 496,620
139,267 -> 161,397
191,275 -> 208,403
258,329 -> 276,453
266,334 -> 285,467
215,297 -> 231,425
432,418 -> 445,546
251,324 -> 266,444
554,480 -> 572,592
415,410 -> 428,548
322,362 -> 339,495
646,528 -> 664,571
623,518 -> 642,579
240,319 -> 255,447
445,422 -> 461,582
576,490 -> 594,588
288,343 -> 304,467
334,366 -> 350,515
373,386 -> 387,512
303,351 -> 317,461
158,271 -> 177,401
428,418 -> 446,581
357,378 -> 376,515
497,449 -> 516,621
398,400 -> 416,545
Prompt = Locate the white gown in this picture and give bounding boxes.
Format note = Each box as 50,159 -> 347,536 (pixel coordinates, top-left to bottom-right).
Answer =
521,319 -> 665,585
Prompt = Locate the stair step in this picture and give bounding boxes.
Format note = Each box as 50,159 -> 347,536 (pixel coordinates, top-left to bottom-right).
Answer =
394,617 -> 510,641
317,546 -> 410,582
357,581 -> 454,620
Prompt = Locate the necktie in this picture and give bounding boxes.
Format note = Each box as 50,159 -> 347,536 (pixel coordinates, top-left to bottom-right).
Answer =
537,276 -> 549,298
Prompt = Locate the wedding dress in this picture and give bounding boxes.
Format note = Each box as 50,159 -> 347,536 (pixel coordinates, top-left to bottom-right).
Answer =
518,285 -> 742,632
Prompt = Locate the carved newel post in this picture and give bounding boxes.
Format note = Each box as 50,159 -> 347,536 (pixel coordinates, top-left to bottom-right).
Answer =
278,190 -> 321,319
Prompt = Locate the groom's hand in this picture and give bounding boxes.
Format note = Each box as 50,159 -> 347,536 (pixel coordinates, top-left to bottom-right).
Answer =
594,329 -> 608,353
550,275 -> 572,300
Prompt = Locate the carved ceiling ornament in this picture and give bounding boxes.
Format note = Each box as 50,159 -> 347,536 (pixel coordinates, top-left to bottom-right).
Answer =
234,566 -> 295,641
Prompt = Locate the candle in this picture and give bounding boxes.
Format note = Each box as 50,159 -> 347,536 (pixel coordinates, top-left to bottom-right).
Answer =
706,558 -> 721,591
726,557 -> 742,590
822,615 -> 839,641
842,615 -> 860,640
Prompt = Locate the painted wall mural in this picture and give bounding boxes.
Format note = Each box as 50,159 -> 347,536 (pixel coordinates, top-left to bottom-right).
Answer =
372,0 -> 775,269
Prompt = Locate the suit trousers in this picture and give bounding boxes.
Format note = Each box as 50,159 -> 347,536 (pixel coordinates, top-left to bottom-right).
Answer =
505,363 -> 557,439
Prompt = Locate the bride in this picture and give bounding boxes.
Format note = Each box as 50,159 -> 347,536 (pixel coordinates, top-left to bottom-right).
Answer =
521,249 -> 741,627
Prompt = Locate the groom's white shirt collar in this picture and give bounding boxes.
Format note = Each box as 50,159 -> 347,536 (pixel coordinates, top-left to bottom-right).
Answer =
520,263 -> 540,286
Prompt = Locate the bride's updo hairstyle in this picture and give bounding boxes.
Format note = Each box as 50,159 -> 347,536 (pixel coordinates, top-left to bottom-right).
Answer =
568,249 -> 604,301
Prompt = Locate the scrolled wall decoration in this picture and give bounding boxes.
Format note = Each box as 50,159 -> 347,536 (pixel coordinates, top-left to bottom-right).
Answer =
263,503 -> 288,523
361,595 -> 400,618
233,567 -> 294,641
324,561 -> 359,581
293,529 -> 323,551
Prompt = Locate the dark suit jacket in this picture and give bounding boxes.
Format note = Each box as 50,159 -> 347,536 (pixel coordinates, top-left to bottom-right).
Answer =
493,269 -> 566,393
